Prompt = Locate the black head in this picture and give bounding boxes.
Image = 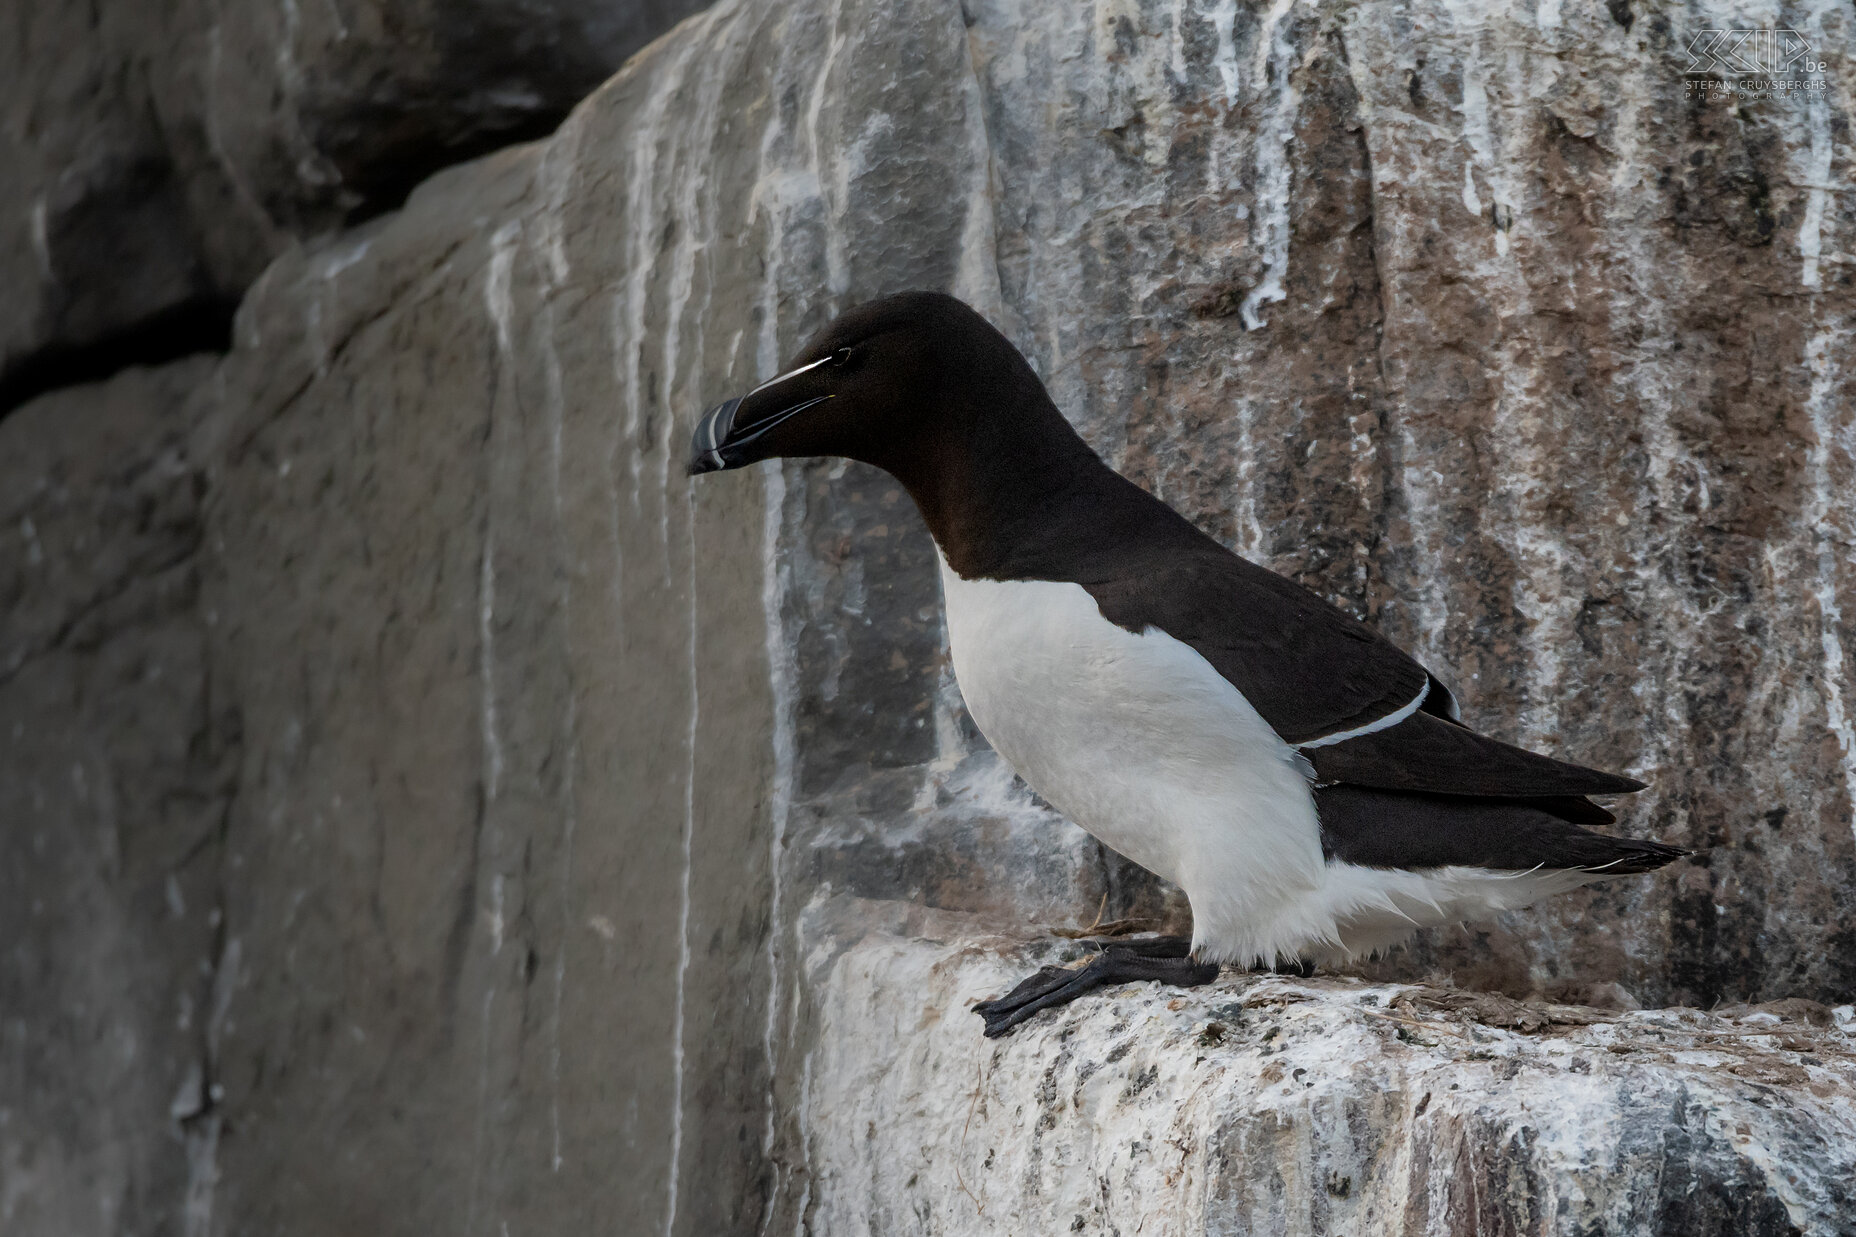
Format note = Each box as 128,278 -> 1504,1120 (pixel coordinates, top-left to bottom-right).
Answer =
687,291 -> 1031,477
688,291 -> 1121,575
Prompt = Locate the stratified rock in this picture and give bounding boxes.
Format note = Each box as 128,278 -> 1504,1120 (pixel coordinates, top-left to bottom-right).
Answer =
0,0 -> 713,407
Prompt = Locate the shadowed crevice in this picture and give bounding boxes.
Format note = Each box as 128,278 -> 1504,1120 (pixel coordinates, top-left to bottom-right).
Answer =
0,297 -> 236,420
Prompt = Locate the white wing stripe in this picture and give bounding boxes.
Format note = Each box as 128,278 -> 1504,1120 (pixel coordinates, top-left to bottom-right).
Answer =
1296,679 -> 1430,750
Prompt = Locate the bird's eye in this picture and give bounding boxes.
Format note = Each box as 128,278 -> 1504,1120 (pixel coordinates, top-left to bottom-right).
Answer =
827,347 -> 852,367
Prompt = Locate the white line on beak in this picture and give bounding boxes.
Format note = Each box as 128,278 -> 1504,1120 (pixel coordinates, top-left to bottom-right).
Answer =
745,354 -> 833,397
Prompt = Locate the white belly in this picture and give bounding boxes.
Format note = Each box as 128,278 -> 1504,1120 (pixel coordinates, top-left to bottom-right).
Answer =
936,556 -> 1587,965
937,556 -> 1328,962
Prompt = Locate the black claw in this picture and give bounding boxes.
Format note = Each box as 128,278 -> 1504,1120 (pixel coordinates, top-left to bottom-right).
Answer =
974,937 -> 1219,1038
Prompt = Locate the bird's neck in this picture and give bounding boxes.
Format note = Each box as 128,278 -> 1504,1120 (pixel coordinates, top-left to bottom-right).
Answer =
871,386 -> 1156,580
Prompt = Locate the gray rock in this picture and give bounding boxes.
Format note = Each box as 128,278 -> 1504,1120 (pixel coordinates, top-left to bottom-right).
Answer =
0,0 -> 713,406
0,358 -> 232,1237
802,905 -> 1856,1237
4,0 -> 1855,1232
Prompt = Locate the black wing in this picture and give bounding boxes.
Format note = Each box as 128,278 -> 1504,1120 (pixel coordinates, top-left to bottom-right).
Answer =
1305,709 -> 1643,797
1315,785 -> 1681,872
1079,547 -> 1644,801
1080,546 -> 1434,745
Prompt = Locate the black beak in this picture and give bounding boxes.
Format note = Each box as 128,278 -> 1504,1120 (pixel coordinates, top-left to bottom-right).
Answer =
686,392 -> 830,476
687,397 -> 742,475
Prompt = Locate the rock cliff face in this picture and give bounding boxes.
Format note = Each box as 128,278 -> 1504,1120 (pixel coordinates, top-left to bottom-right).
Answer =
2,0 -> 1854,1234
0,0 -> 709,407
0,360 -> 231,1237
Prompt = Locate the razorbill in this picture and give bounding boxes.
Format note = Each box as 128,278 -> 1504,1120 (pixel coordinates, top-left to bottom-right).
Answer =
689,291 -> 1685,1037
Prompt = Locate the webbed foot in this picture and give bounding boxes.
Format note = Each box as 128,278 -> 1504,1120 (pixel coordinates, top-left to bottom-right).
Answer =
973,936 -> 1220,1038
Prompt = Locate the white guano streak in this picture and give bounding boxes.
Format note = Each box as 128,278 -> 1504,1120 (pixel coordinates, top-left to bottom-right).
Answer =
537,115 -> 581,290
485,221 -> 520,356
619,35 -> 700,504
748,71 -> 807,1232
659,5 -> 732,517
1240,0 -> 1303,330
477,221 -> 520,802
1794,0 -> 1841,289
1799,79 -> 1832,288
1440,0 -> 1504,254
1476,58 -> 1561,751
803,0 -> 850,300
1210,0 -> 1240,102
664,8 -> 741,1231
664,497 -> 700,1237
462,215 -> 525,1237
1805,328 -> 1856,843
756,461 -> 797,1235
952,16 -> 1003,321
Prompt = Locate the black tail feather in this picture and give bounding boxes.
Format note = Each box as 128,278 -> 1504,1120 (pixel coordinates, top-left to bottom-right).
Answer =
1526,794 -> 1619,827
1568,836 -> 1690,875
1315,783 -> 1689,874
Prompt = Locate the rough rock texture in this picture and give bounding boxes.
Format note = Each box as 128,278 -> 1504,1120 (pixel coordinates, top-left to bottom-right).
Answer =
804,905 -> 1856,1236
3,0 -> 1855,1233
0,359 -> 232,1236
0,0 -> 711,407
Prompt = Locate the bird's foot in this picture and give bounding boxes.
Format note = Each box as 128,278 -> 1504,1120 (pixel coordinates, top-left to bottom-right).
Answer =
973,936 -> 1219,1038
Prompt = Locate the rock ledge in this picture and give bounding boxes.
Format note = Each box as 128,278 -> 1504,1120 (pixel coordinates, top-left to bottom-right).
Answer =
800,907 -> 1856,1237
